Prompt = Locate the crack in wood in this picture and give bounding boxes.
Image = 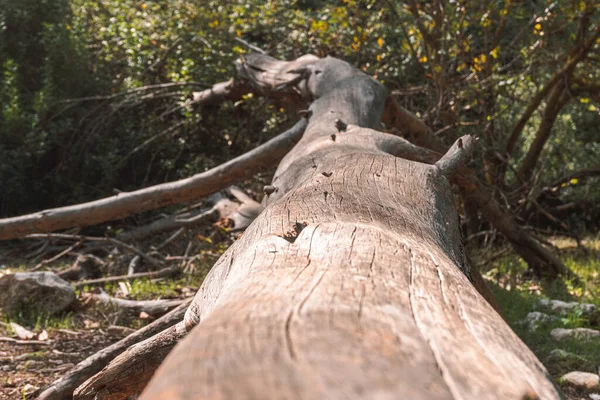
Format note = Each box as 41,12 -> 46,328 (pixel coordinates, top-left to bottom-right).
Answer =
407,246 -> 459,400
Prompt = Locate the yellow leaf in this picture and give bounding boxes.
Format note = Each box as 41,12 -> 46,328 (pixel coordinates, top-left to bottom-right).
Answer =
419,56 -> 428,63
141,3 -> 147,9
236,30 -> 241,37
66,25 -> 71,30
209,20 -> 219,28
490,47 -> 499,59
570,178 -> 579,185
534,23 -> 542,30
589,105 -> 597,111
377,37 -> 384,47
580,98 -> 590,103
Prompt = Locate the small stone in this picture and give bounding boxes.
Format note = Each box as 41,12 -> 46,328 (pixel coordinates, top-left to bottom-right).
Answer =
0,272 -> 76,315
559,371 -> 600,393
551,328 -> 600,342
589,394 -> 600,400
538,299 -> 597,316
22,383 -> 39,396
522,311 -> 559,331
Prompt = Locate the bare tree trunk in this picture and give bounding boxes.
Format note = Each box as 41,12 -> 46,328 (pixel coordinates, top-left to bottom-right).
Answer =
137,55 -> 559,400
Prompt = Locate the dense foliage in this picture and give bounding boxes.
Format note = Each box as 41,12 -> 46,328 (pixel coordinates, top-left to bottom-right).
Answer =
1,0 -> 598,233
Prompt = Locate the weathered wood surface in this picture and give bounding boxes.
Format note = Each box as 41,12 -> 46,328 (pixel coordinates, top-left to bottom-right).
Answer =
140,55 -> 559,399
74,322 -> 187,400
83,292 -> 186,317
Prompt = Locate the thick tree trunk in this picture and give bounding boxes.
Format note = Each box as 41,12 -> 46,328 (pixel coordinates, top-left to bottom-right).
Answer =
138,55 -> 559,399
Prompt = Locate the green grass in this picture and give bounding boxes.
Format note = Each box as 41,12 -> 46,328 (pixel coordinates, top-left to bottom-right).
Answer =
2,310 -> 78,332
475,236 -> 600,379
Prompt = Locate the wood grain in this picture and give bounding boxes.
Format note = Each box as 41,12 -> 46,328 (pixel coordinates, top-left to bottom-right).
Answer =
139,54 -> 559,400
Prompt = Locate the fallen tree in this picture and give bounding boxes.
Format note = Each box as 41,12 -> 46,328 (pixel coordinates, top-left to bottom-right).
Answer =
0,51 -> 573,278
41,54 -> 561,400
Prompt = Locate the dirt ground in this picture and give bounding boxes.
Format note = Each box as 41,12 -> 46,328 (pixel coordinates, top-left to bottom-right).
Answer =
0,329 -> 121,399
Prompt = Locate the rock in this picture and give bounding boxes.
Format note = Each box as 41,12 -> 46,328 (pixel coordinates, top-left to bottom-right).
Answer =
559,371 -> 600,393
551,328 -> 600,342
522,311 -> 559,331
0,272 -> 75,315
538,299 -> 597,316
590,394 -> 600,400
22,383 -> 40,396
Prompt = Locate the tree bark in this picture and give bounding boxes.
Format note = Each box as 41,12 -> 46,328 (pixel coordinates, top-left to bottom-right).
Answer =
138,55 -> 560,400
74,322 -> 187,400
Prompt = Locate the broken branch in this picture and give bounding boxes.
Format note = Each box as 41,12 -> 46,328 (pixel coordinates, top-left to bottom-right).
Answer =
36,297 -> 191,400
0,118 -> 306,240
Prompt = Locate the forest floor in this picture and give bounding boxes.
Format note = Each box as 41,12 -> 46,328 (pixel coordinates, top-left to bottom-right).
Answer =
0,234 -> 598,399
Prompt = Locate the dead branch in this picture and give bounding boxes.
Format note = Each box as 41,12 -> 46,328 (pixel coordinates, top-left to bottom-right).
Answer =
234,37 -> 267,54
192,78 -> 251,105
116,192 -> 233,241
25,233 -> 164,269
31,240 -> 83,271
504,26 -> 599,158
543,166 -> 600,192
107,325 -> 136,336
56,254 -> 104,281
74,265 -> 180,288
0,118 -> 307,240
382,96 -> 446,153
59,82 -> 207,104
74,322 -> 187,400
0,337 -> 51,345
83,292 -> 187,317
36,297 -> 191,400
516,84 -> 572,182
435,136 -> 475,177
381,99 -> 573,278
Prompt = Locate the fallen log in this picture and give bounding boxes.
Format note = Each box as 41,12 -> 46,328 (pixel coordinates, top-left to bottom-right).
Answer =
135,54 -> 560,399
74,265 -> 180,288
82,292 -> 187,317
0,118 -> 307,240
36,297 -> 191,400
382,89 -> 572,278
25,233 -> 164,269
